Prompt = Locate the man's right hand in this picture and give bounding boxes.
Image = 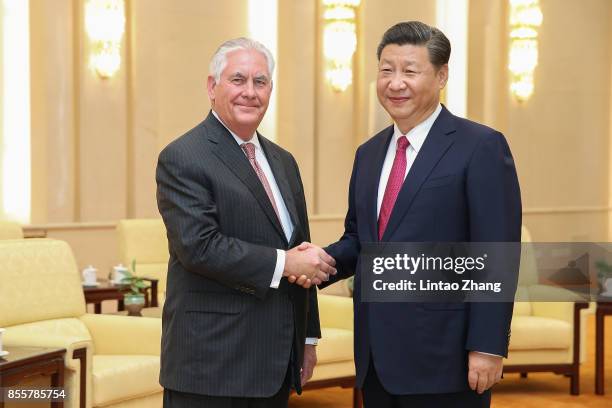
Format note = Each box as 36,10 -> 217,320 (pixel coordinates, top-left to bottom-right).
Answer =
284,243 -> 336,288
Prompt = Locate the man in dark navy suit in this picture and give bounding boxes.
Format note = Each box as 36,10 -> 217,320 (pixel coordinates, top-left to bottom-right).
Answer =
308,21 -> 522,407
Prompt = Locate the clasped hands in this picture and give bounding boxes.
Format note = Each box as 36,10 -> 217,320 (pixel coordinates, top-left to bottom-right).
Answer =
283,242 -> 336,288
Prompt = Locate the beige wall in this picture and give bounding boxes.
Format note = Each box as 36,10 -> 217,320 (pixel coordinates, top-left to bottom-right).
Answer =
469,0 -> 612,242
30,0 -> 249,224
511,0 -> 610,242
357,0 -> 435,142
129,0 -> 248,218
30,0 -> 77,223
21,1 -> 612,273
277,0 -> 317,211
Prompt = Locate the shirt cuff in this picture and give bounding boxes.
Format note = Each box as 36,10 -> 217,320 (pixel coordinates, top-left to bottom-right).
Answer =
474,351 -> 502,358
305,337 -> 319,345
270,249 -> 285,288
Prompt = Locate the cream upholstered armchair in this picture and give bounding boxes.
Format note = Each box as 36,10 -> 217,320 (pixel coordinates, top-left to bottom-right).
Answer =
0,220 -> 23,239
0,239 -> 162,408
117,219 -> 169,307
503,226 -> 590,394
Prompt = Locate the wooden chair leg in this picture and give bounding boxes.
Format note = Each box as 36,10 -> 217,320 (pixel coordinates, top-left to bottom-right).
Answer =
353,387 -> 363,408
570,367 -> 580,395
570,303 -> 588,395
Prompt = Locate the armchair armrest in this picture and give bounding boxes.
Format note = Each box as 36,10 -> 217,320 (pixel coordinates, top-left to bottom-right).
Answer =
79,313 -> 161,355
528,285 -> 588,323
3,319 -> 92,370
531,302 -> 575,323
318,294 -> 353,332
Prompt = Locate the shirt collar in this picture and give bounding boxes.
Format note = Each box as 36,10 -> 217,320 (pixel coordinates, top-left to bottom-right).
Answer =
212,110 -> 261,149
392,103 -> 442,153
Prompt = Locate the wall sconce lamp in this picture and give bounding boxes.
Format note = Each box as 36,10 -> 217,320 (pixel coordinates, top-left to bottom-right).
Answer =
322,0 -> 360,92
85,0 -> 125,79
508,0 -> 543,102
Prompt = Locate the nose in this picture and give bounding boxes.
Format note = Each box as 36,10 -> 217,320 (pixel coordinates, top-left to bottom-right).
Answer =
242,80 -> 256,98
389,73 -> 406,91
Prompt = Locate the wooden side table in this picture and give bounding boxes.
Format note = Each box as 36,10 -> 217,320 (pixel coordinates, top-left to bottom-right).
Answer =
0,346 -> 66,408
83,278 -> 158,314
595,300 -> 612,395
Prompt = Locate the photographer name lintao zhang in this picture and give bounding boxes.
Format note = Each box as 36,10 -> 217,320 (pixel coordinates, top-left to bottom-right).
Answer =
372,278 -> 502,293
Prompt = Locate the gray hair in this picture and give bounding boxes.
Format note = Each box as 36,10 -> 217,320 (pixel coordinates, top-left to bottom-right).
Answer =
377,21 -> 450,69
209,37 -> 275,83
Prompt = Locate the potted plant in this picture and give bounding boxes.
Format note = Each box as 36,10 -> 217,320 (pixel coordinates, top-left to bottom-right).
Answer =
121,260 -> 149,316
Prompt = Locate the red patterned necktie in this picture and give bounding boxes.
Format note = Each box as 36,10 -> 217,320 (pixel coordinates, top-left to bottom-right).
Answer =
241,142 -> 281,222
378,136 -> 410,240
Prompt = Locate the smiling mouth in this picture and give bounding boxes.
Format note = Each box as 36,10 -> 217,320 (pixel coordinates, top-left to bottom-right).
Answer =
388,97 -> 410,104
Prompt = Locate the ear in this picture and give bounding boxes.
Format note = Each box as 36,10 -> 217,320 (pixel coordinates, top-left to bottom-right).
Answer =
207,75 -> 217,103
437,64 -> 449,90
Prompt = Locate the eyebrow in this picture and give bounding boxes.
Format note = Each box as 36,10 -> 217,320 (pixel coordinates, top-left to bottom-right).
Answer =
380,58 -> 417,65
253,74 -> 270,82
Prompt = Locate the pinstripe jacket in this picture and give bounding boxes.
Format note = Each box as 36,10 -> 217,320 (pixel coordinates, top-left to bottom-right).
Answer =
156,112 -> 320,397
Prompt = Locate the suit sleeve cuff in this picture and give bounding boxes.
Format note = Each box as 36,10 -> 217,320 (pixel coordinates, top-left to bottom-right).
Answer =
305,337 -> 319,345
270,249 -> 285,289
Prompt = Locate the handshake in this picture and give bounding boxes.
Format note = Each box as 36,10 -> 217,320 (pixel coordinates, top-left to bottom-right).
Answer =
283,242 -> 337,288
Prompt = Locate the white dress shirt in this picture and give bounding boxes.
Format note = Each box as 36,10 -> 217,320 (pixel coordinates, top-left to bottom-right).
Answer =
376,104 -> 442,217
212,111 -> 318,345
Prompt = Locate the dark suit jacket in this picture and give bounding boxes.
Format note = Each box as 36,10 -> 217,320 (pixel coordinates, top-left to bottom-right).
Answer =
156,112 -> 320,398
323,105 -> 522,394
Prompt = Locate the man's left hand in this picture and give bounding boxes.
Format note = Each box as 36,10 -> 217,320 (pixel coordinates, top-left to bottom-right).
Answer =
468,351 -> 503,394
301,345 -> 317,387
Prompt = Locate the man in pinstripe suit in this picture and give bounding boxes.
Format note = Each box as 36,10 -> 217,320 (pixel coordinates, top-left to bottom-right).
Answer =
156,38 -> 336,408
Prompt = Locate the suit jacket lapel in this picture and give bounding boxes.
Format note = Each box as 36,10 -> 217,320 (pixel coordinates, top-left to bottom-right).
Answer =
204,112 -> 287,242
381,106 -> 457,241
366,126 -> 394,242
259,135 -> 301,245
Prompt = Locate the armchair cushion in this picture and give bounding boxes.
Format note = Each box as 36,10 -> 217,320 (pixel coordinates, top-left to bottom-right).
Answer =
509,315 -> 571,350
505,349 -> 572,365
92,355 -> 162,406
317,294 -> 353,331
80,314 -> 161,355
317,327 -> 354,364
